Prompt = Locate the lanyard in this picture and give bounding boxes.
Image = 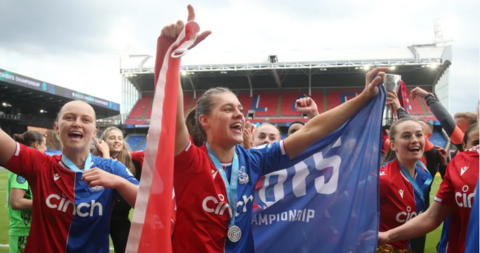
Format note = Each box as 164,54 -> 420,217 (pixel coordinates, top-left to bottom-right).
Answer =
61,154 -> 92,173
206,142 -> 239,227
398,160 -> 432,204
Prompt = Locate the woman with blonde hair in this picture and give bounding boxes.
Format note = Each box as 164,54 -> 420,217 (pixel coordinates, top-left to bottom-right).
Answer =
100,126 -> 138,253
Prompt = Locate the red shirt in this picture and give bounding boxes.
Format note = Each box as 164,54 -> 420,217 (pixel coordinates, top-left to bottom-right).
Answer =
379,160 -> 431,249
435,149 -> 479,253
173,141 -> 230,253
130,151 -> 145,168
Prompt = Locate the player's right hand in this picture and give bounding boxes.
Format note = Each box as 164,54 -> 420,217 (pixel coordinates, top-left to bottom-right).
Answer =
377,231 -> 390,247
295,97 -> 319,118
161,5 -> 211,50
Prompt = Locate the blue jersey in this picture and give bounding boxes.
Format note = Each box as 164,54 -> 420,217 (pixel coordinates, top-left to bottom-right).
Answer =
3,143 -> 139,253
465,179 -> 479,253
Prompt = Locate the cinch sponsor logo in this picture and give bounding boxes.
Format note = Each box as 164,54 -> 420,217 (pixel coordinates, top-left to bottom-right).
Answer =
202,194 -> 231,217
396,206 -> 417,223
46,194 -> 103,217
455,185 -> 475,208
251,209 -> 315,225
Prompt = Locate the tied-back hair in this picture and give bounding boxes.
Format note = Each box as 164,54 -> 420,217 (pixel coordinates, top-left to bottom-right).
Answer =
382,118 -> 421,165
463,123 -> 479,145
100,126 -> 135,176
13,130 -> 45,148
185,87 -> 234,147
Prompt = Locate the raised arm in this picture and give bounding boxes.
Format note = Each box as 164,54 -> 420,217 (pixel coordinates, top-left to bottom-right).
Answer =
159,5 -> 211,156
378,201 -> 455,246
0,128 -> 18,166
283,67 -> 389,159
411,87 -> 464,151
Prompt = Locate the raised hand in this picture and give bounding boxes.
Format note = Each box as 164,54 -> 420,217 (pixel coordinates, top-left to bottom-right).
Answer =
410,87 -> 429,100
242,121 -> 253,149
435,145 -> 448,166
295,97 -> 319,118
92,137 -> 110,159
386,90 -> 401,111
362,67 -> 390,99
161,5 -> 211,49
82,168 -> 125,189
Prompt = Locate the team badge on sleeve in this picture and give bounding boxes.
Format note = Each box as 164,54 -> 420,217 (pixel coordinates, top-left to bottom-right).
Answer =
16,176 -> 26,184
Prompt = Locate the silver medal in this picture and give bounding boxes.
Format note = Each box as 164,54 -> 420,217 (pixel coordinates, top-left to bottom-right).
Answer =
228,225 -> 242,242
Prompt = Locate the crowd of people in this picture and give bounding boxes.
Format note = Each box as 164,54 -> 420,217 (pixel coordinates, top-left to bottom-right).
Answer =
1,5 -> 479,253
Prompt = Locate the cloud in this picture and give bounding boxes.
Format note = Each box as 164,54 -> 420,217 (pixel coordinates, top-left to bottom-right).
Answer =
0,0 -> 477,114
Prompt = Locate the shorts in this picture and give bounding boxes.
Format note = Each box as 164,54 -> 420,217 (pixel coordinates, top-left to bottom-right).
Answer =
9,235 -> 28,253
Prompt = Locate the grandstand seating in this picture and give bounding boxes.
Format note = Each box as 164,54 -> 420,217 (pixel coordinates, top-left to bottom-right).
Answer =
430,130 -> 447,148
124,88 -> 440,127
126,135 -> 146,151
128,96 -> 152,119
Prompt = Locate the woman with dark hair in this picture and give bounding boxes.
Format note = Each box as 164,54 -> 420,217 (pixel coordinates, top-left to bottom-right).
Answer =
163,6 -> 389,252
378,123 -> 479,253
377,118 -> 432,252
7,130 -> 46,253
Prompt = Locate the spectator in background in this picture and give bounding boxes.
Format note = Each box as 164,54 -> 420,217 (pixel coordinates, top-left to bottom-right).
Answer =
99,126 -> 136,253
7,130 -> 46,253
287,121 -> 305,137
454,112 -> 478,133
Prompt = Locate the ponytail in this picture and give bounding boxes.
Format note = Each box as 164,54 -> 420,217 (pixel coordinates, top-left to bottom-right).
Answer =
13,130 -> 45,148
186,107 -> 206,147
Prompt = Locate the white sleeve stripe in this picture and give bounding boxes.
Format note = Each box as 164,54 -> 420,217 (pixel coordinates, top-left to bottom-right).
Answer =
280,140 -> 286,155
434,197 -> 443,202
14,142 -> 20,156
185,141 -> 192,152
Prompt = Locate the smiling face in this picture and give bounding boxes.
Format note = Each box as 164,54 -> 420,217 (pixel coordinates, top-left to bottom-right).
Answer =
253,124 -> 281,147
105,128 -> 124,155
199,92 -> 245,147
54,101 -> 97,154
390,120 -> 425,163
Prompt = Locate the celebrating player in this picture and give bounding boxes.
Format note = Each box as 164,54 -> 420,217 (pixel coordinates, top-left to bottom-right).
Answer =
378,122 -> 479,253
378,118 -> 432,251
99,126 -> 137,253
7,130 -> 47,253
164,5 -> 389,252
0,100 -> 139,253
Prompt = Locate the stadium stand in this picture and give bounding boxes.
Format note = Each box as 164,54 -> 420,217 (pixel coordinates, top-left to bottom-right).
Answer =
430,130 -> 447,148
126,135 -> 146,151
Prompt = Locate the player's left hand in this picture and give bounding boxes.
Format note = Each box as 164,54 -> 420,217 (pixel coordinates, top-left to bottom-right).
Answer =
435,145 -> 448,166
82,168 -> 124,189
295,97 -> 319,118
410,87 -> 429,100
161,5 -> 211,50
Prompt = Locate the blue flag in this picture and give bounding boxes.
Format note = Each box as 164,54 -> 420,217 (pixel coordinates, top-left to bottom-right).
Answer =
252,87 -> 385,253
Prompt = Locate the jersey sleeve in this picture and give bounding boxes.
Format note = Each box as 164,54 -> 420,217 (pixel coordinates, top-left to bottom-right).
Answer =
9,173 -> 30,191
434,161 -> 456,206
3,143 -> 50,180
174,139 -> 204,174
425,94 -> 464,150
248,140 -> 292,175
111,160 -> 139,186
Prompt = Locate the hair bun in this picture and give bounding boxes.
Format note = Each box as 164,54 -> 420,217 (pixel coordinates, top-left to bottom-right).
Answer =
13,133 -> 25,143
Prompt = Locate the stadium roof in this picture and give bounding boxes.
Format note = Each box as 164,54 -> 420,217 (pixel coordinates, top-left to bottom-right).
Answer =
0,68 -> 120,128
120,44 -> 452,96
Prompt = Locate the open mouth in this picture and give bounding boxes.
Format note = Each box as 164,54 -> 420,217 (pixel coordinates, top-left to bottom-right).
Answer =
68,131 -> 84,141
408,146 -> 421,153
230,122 -> 243,134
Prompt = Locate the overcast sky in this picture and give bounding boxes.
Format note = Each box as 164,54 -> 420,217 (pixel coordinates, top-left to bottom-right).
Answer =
0,0 -> 478,114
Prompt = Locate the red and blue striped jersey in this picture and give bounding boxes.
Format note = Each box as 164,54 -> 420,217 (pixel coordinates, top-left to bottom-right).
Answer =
3,143 -> 139,253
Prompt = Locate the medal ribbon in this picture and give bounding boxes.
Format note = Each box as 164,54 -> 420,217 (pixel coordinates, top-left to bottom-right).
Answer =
206,142 -> 239,228
61,153 -> 92,173
398,160 -> 432,204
